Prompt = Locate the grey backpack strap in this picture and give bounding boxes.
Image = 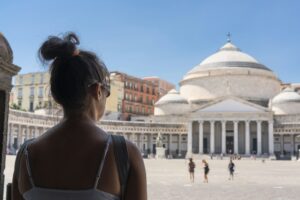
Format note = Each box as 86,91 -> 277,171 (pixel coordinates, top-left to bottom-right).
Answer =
111,135 -> 130,200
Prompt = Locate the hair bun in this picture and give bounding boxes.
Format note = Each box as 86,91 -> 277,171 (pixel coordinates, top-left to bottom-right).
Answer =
39,32 -> 80,61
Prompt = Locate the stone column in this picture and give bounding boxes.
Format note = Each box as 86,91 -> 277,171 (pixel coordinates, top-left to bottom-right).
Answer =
178,134 -> 182,156
221,121 -> 226,154
198,121 -> 203,154
34,126 -> 38,138
8,123 -> 13,148
187,121 -> 193,155
268,120 -> 274,155
141,133 -> 145,152
291,134 -> 295,156
210,121 -> 215,154
280,135 -> 284,156
25,126 -> 29,141
30,127 -> 34,139
168,134 -> 172,155
17,124 -> 23,148
234,121 -> 238,154
147,133 -> 152,153
257,120 -> 262,155
245,121 -> 250,155
126,133 -> 132,142
131,133 -> 135,144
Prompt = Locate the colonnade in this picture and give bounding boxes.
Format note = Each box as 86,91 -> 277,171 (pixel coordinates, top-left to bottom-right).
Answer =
6,122 -> 186,156
6,123 -> 48,150
188,120 -> 274,156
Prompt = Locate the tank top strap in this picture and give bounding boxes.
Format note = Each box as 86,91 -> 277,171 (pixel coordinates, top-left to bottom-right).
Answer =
94,134 -> 112,188
24,142 -> 35,187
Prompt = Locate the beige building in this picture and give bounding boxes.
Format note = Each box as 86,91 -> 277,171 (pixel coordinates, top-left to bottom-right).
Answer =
105,72 -> 124,113
11,72 -> 53,112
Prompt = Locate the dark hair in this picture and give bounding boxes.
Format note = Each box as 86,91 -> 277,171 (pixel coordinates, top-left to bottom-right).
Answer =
39,32 -> 109,111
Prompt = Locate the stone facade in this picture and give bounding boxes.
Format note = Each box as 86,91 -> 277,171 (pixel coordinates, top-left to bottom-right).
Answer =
7,109 -> 188,157
152,41 -> 300,158
0,32 -> 21,199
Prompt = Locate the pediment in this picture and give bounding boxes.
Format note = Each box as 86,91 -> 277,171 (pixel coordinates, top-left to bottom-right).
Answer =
193,97 -> 269,113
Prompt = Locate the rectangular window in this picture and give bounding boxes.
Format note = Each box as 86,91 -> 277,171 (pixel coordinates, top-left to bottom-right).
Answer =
38,87 -> 43,97
29,101 -> 34,112
19,76 -> 23,85
30,87 -> 34,96
31,74 -> 35,84
17,88 -> 23,98
142,107 -> 145,114
40,74 -> 44,84
117,104 -> 121,112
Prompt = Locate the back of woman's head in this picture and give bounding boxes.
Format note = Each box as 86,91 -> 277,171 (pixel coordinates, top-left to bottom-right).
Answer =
39,32 -> 109,111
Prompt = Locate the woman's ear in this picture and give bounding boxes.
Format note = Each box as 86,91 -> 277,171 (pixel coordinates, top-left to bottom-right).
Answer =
89,83 -> 102,100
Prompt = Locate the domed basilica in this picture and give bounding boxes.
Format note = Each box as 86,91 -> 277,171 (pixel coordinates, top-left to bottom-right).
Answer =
152,39 -> 300,158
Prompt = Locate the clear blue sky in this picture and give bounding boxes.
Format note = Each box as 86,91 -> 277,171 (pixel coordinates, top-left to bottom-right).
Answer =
1,0 -> 300,86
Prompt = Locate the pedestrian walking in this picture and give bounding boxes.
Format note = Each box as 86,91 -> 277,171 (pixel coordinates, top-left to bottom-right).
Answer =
202,159 -> 209,183
188,158 -> 196,183
228,159 -> 235,180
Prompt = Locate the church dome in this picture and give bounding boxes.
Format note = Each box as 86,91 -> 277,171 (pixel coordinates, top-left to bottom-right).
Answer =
0,32 -> 13,64
179,41 -> 281,105
272,88 -> 300,104
271,88 -> 300,114
155,89 -> 188,106
154,89 -> 190,115
188,42 -> 270,73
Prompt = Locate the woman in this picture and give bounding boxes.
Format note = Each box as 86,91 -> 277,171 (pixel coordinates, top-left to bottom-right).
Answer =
188,158 -> 195,183
202,159 -> 209,183
12,33 -> 147,200
228,159 -> 235,180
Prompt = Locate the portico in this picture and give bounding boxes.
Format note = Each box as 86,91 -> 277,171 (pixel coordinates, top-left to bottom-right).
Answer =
187,97 -> 274,156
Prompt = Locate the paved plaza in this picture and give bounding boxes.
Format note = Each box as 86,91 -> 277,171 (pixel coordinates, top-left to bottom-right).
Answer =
3,156 -> 300,200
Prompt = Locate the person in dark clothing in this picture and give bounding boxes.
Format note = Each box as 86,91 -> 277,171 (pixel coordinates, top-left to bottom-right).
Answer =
228,159 -> 235,180
188,158 -> 196,183
202,159 -> 209,183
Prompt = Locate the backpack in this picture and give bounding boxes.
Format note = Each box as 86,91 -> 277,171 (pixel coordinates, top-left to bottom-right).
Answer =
111,135 -> 130,200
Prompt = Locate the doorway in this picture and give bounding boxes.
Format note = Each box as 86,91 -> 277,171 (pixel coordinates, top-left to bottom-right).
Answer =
226,136 -> 234,154
252,138 -> 257,154
203,138 -> 208,153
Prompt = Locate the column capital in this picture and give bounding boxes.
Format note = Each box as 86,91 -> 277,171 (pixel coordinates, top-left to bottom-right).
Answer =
256,120 -> 262,124
233,120 -> 239,124
210,120 -> 215,125
198,120 -> 204,124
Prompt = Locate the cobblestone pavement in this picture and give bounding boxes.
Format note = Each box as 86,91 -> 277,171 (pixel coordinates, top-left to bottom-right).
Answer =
4,156 -> 300,200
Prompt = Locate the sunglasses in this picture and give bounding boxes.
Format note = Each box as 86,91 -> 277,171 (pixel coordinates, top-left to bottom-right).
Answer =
88,81 -> 111,98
